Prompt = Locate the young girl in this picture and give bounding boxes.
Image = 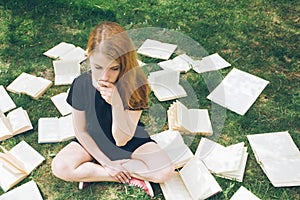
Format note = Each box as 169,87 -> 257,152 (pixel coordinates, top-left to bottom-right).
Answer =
51,21 -> 174,197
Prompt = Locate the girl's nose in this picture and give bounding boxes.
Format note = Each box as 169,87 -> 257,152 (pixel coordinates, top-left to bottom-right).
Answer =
100,69 -> 110,81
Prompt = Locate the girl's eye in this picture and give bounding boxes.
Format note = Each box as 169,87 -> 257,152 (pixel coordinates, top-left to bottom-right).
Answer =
111,66 -> 120,71
94,66 -> 103,70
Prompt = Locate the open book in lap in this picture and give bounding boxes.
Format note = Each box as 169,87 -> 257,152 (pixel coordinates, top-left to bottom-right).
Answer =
150,130 -> 193,169
0,85 -> 16,113
0,141 -> 45,192
43,42 -> 87,63
148,69 -> 187,101
0,107 -> 33,141
53,60 -> 81,85
168,100 -> 213,135
38,114 -> 75,143
7,73 -> 52,99
247,131 -> 300,187
137,39 -> 177,60
160,158 -> 222,200
0,180 -> 43,200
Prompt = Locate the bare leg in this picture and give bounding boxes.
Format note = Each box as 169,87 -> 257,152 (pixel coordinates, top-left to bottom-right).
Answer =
122,142 -> 175,183
51,142 -> 117,182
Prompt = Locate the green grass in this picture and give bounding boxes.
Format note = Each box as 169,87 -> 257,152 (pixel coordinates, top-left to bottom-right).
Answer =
0,0 -> 299,199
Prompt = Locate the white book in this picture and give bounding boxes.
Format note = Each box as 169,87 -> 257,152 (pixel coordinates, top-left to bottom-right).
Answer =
151,130 -> 193,169
50,92 -> 72,116
158,54 -> 196,73
195,138 -> 248,182
0,107 -> 33,142
229,186 -> 260,200
0,141 -> 45,192
0,180 -> 43,200
0,85 -> 16,113
161,158 -> 222,200
168,100 -> 213,135
193,53 -> 231,73
38,114 -> 75,143
247,131 -> 300,187
137,39 -> 177,60
43,42 -> 87,63
207,68 -> 269,115
148,69 -> 187,101
6,73 -> 52,99
53,60 -> 81,85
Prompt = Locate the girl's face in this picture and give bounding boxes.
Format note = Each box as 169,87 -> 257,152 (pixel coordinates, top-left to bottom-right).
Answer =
90,51 -> 121,86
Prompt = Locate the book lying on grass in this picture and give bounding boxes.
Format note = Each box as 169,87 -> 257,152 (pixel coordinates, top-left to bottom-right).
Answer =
53,60 -> 81,85
38,114 -> 75,143
229,186 -> 260,200
193,53 -> 231,73
0,180 -> 43,200
137,39 -> 177,60
0,141 -> 45,192
150,130 -> 193,169
43,42 -> 87,63
158,54 -> 197,73
195,138 -> 248,182
247,131 -> 300,187
0,107 -> 33,141
207,68 -> 269,115
167,100 -> 213,135
160,158 -> 222,200
51,92 -> 72,116
148,69 -> 187,101
0,85 -> 16,113
7,73 -> 52,99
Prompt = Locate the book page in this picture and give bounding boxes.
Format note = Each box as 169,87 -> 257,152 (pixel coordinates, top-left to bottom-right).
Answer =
59,46 -> 87,63
189,109 -> 213,134
230,186 -> 260,200
8,141 -> 45,174
43,42 -> 75,59
58,115 -> 75,141
0,111 -> 12,141
151,84 -> 187,101
50,92 -> 72,116
53,60 -> 81,85
247,131 -> 299,162
38,117 -> 60,143
0,85 -> 16,113
193,53 -> 231,73
7,73 -> 52,98
180,158 -> 222,200
207,68 -> 269,115
160,172 -> 192,200
137,39 -> 177,60
0,180 -> 43,200
7,107 -> 32,135
148,69 -> 180,86
158,54 -> 194,72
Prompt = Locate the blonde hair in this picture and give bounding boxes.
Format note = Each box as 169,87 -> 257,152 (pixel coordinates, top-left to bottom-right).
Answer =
87,21 -> 150,110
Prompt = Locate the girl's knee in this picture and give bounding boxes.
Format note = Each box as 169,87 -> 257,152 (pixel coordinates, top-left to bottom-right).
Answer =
51,156 -> 73,181
151,164 -> 175,183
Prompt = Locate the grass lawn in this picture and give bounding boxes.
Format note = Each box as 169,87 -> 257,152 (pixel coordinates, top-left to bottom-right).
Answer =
0,0 -> 299,199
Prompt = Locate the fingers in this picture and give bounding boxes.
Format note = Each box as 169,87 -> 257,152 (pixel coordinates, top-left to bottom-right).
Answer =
115,171 -> 131,183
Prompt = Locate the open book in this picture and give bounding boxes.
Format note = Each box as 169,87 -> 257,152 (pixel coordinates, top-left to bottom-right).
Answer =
53,60 -> 81,85
247,131 -> 300,187
193,53 -> 231,73
137,39 -> 177,60
168,100 -> 213,135
0,180 -> 43,200
7,73 -> 52,99
229,186 -> 260,200
158,54 -> 196,73
207,68 -> 269,115
38,114 -> 75,143
43,42 -> 87,63
195,138 -> 248,182
150,130 -> 193,169
0,85 -> 16,113
160,158 -> 222,200
0,107 -> 33,141
148,69 -> 187,101
0,141 -> 45,192
51,92 -> 72,116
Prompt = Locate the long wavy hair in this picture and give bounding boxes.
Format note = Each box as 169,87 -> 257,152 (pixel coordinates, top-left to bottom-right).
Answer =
87,21 -> 150,110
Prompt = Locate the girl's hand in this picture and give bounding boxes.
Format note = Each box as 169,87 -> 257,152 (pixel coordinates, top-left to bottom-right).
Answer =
97,80 -> 116,105
103,159 -> 131,183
